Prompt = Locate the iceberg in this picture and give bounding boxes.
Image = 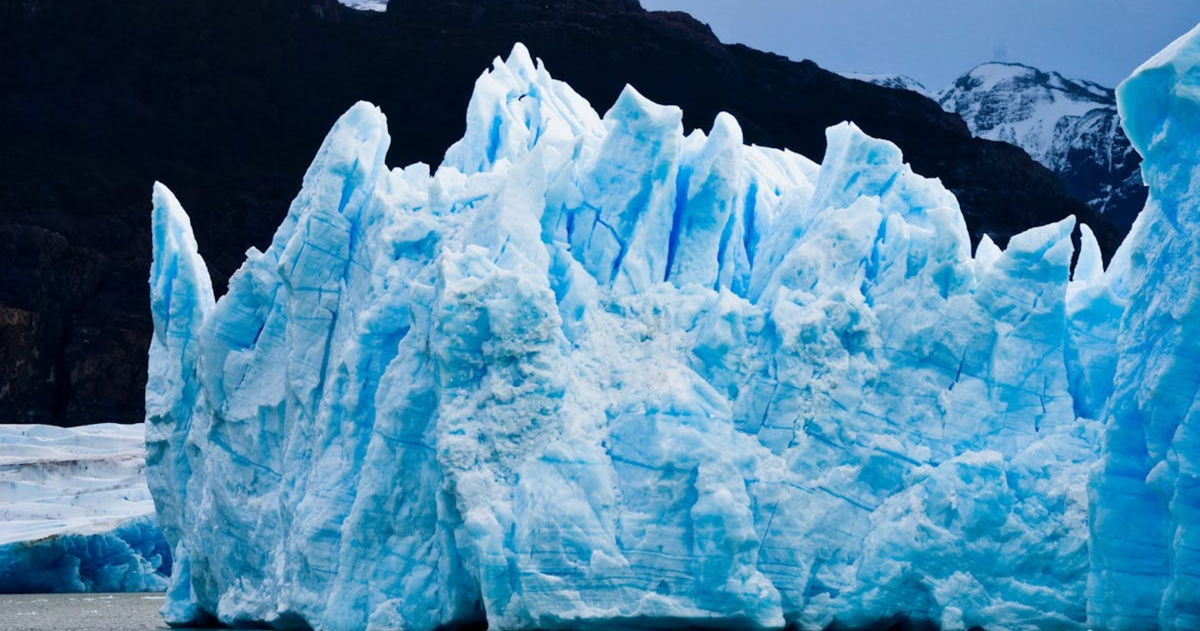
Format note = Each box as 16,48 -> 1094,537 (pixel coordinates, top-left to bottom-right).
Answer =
145,29 -> 1197,631
0,423 -> 170,593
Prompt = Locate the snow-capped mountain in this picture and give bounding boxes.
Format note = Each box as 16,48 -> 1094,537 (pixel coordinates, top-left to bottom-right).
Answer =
940,63 -> 1112,164
939,63 -> 1145,229
851,63 -> 1146,230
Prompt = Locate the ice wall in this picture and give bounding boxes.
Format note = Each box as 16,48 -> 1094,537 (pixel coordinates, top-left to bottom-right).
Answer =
144,33 -> 1196,631
0,515 -> 169,593
1088,23 -> 1200,631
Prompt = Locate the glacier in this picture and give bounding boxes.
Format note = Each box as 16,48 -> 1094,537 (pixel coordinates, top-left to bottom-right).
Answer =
0,423 -> 170,593
1087,26 -> 1200,631
146,26 -> 1197,631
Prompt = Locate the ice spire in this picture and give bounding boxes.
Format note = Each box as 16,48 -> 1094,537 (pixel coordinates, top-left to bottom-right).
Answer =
145,182 -> 215,624
444,43 -> 604,174
145,181 -> 214,485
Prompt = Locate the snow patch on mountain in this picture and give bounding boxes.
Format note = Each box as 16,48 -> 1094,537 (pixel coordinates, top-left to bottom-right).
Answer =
844,73 -> 935,99
338,0 -> 386,11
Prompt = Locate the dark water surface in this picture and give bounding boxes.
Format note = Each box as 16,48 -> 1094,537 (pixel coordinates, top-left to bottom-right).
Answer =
0,593 -> 949,631
0,593 -> 176,631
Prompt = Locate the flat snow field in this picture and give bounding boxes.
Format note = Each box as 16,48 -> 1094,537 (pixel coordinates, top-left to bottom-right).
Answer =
0,593 -> 176,631
0,423 -> 170,593
0,423 -> 153,545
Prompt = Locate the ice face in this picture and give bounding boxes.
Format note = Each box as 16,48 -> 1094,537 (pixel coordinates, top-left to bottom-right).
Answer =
146,34 -> 1195,631
0,515 -> 169,593
1087,23 -> 1200,631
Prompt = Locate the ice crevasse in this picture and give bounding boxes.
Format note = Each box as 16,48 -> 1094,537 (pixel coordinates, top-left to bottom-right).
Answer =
146,27 -> 1198,631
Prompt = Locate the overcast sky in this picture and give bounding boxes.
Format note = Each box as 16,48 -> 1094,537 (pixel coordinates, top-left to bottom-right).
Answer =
640,0 -> 1200,90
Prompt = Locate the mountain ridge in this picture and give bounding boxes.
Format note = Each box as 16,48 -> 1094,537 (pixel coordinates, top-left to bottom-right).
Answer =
938,62 -> 1145,229
0,0 -> 1115,424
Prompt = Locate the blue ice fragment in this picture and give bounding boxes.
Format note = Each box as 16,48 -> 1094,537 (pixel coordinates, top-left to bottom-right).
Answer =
0,516 -> 170,593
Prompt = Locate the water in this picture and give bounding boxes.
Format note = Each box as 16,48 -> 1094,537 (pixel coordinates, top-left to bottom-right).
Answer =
0,593 -> 175,631
0,593 -> 955,630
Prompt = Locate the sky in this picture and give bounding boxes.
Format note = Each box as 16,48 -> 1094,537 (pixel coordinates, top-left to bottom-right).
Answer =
640,0 -> 1200,90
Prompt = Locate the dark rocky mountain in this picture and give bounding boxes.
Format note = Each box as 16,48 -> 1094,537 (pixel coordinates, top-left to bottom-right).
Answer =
939,63 -> 1146,230
0,0 -> 1121,424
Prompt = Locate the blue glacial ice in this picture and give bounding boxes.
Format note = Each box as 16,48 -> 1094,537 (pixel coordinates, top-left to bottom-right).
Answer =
146,30 -> 1197,631
0,515 -> 170,593
1088,24 -> 1200,631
